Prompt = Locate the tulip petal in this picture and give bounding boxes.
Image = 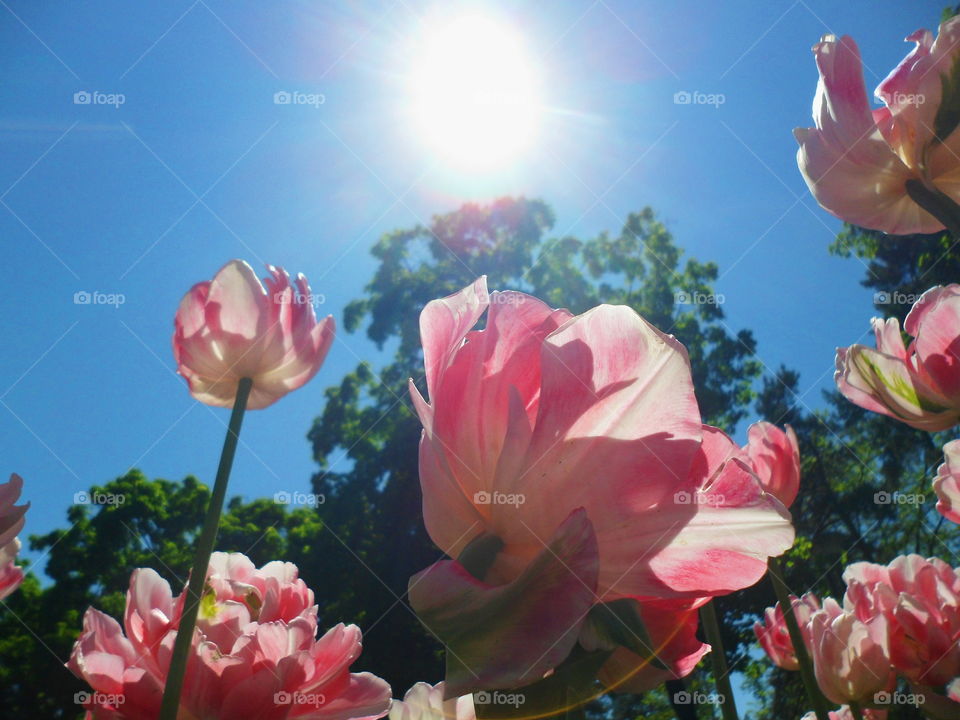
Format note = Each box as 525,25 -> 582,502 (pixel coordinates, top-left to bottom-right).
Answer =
638,428 -> 794,597
431,290 -> 569,496
408,508 -> 599,696
0,473 -> 28,548
934,439 -> 960,524
416,431 -> 488,561
905,285 -> 960,399
835,344 -> 959,430
419,277 -> 489,417
745,422 -> 801,508
502,305 -> 702,594
206,259 -> 269,341
308,672 -> 392,720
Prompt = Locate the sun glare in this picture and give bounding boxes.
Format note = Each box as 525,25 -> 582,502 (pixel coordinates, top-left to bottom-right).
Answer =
408,14 -> 541,171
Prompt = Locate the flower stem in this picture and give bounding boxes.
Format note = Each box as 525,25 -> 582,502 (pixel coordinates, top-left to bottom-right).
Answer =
768,557 -> 831,720
700,600 -> 740,720
158,378 -> 253,720
848,701 -> 865,720
905,179 -> 960,237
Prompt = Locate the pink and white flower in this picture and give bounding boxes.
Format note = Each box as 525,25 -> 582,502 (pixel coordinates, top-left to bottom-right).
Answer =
754,593 -> 820,670
836,286 -> 960,431
742,422 -> 801,508
802,707 -> 887,720
407,278 -> 793,693
934,438 -> 960,524
68,552 -> 390,719
795,19 -> 960,235
0,474 -> 28,601
809,599 -> 893,705
844,555 -> 960,686
174,259 -> 335,409
388,682 -> 474,720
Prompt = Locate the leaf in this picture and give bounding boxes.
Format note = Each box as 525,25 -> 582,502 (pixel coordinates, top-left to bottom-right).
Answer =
472,645 -> 611,720
933,53 -> 960,145
408,509 -> 599,697
578,598 -> 667,670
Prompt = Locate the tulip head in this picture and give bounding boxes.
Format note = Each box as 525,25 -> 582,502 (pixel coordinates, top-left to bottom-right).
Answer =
174,259 -> 335,409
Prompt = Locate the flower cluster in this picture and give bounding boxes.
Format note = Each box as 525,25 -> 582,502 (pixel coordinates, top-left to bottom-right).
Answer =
68,552 -> 391,719
757,555 -> 960,716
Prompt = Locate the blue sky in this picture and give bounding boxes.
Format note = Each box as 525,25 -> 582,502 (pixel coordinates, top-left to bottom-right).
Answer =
0,0 -> 946,583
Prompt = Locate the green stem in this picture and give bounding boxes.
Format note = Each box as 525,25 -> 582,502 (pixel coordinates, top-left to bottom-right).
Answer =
905,179 -> 960,237
158,378 -> 253,720
561,690 -> 587,720
768,557 -> 831,720
848,701 -> 865,720
700,600 -> 740,720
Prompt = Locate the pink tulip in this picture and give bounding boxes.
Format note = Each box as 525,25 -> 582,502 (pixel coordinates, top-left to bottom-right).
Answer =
0,539 -> 23,601
595,598 -> 711,694
754,593 -> 820,670
0,473 -> 28,548
844,555 -> 960,686
389,682 -> 475,720
809,599 -> 893,705
795,18 -> 960,235
0,474 -> 28,601
802,708 -> 888,720
174,259 -> 335,409
934,438 -> 960,524
68,552 -> 390,719
836,286 -> 960,431
408,278 -> 793,693
743,422 -> 801,508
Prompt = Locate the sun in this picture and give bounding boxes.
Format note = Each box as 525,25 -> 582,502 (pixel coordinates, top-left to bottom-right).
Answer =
408,13 -> 542,171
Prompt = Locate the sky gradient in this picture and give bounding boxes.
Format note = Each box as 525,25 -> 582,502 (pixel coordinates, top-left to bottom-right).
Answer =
0,0 -> 946,581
